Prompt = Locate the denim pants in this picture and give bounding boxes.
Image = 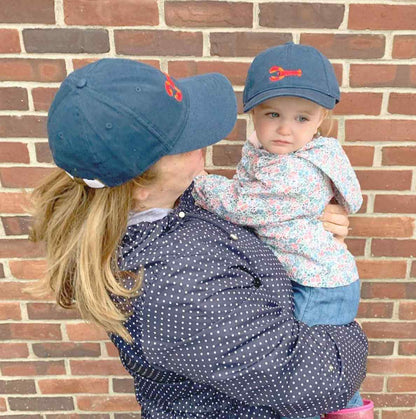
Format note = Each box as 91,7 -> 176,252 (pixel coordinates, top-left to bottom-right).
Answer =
281,280 -> 363,419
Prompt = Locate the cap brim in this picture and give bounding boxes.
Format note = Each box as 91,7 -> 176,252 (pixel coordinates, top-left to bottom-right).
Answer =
244,88 -> 338,112
168,73 -> 237,155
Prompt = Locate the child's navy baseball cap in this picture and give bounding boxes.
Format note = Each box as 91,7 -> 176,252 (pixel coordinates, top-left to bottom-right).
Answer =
48,58 -> 237,187
243,42 -> 340,112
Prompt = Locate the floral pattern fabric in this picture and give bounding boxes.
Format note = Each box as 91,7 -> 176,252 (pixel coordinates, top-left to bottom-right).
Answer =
193,134 -> 363,288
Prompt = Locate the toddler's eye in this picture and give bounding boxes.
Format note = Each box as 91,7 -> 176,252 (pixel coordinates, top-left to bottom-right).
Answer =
267,112 -> 279,118
296,115 -> 308,122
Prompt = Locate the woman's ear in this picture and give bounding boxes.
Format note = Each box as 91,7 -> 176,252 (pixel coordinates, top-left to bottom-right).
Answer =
132,186 -> 150,203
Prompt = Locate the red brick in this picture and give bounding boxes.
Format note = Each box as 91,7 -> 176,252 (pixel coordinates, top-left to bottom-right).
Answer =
374,195 -> 416,214
65,0 -> 158,26
0,263 -> 3,278
115,30 -> 202,56
300,34 -> 385,59
368,341 -> 394,356
365,394 -> 416,408
356,260 -> 407,279
399,342 -> 416,356
0,167 -> 54,188
210,32 -> 292,57
349,4 -> 416,30
350,64 -> 416,88
0,87 -> 28,111
168,61 -> 249,85
356,170 -> 412,191
0,142 -> 30,163
66,323 -> 109,341
349,216 -> 414,238
77,395 -> 139,412
362,322 -> 416,339
0,239 -> 45,258
389,93 -> 416,115
361,282 -> 416,299
382,411 -> 416,419
47,415 -> 110,419
0,192 -> 30,214
393,35 -> 416,59
166,2 -> 252,28
39,378 -> 108,394
113,378 -> 134,393
0,29 -> 20,53
0,379 -> 36,394
115,414 -> 142,419
2,216 -> 31,236
0,398 -> 6,412
226,120 -> 246,142
344,238 -> 365,256
412,261 -> 416,278
212,144 -> 242,167
342,146 -> 374,167
35,142 -> 53,163
0,0 -> 55,23
23,28 -> 109,53
0,302 -> 22,320
33,342 -> 100,358
372,239 -> 416,257
0,323 -> 61,340
0,115 -> 47,138
73,58 -> 160,71
9,260 -> 47,280
27,303 -> 80,320
32,87 -> 58,112
346,120 -> 416,142
105,342 -> 119,358
0,282 -> 52,301
260,3 -> 344,29
0,360 -> 65,376
382,146 -> 416,166
335,92 -> 382,115
367,358 -> 416,375
399,302 -> 416,321
0,343 -> 29,359
361,375 -> 384,392
0,59 -> 66,82
9,396 -> 74,411
357,302 -> 394,319
70,360 -> 128,376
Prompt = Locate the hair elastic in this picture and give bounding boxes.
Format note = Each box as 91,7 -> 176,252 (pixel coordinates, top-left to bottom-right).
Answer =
65,171 -> 106,188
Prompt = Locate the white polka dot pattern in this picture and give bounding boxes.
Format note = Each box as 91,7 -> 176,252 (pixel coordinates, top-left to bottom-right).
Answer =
110,186 -> 368,418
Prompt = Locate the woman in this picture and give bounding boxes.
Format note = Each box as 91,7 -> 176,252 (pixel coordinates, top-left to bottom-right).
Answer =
31,58 -> 367,418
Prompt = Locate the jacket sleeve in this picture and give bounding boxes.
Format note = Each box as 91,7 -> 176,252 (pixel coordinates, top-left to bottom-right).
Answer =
141,256 -> 368,417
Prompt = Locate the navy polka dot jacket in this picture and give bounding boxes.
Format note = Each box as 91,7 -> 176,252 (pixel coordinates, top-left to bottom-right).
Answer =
111,186 -> 368,418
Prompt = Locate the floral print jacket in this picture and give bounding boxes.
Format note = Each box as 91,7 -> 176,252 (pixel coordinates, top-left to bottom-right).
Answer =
193,134 -> 363,288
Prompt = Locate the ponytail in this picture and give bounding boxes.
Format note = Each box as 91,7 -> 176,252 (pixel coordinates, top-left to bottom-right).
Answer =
30,168 -> 157,342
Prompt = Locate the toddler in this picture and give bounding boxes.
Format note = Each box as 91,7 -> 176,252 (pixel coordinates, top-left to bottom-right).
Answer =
193,42 -> 364,417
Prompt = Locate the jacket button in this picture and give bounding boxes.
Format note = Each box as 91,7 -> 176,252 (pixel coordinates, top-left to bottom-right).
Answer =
230,233 -> 238,240
178,211 -> 185,218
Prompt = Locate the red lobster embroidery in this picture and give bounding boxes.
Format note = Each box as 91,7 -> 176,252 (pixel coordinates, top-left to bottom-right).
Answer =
269,66 -> 302,82
164,73 -> 183,102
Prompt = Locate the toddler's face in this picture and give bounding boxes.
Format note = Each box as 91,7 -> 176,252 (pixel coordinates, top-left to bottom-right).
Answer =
252,96 -> 327,155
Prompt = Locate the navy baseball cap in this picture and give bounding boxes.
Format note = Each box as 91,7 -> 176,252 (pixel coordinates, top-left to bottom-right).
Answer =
243,42 -> 340,112
48,58 -> 237,187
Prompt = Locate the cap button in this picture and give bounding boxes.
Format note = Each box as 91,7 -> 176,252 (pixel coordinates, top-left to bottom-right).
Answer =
76,78 -> 87,88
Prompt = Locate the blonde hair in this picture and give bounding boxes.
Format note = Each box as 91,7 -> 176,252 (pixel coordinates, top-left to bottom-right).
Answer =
319,109 -> 334,138
30,168 -> 158,342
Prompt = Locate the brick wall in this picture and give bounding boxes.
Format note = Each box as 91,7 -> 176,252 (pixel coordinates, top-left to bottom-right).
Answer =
0,0 -> 415,417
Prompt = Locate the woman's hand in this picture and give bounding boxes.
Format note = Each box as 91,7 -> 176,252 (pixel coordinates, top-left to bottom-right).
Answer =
320,204 -> 349,247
